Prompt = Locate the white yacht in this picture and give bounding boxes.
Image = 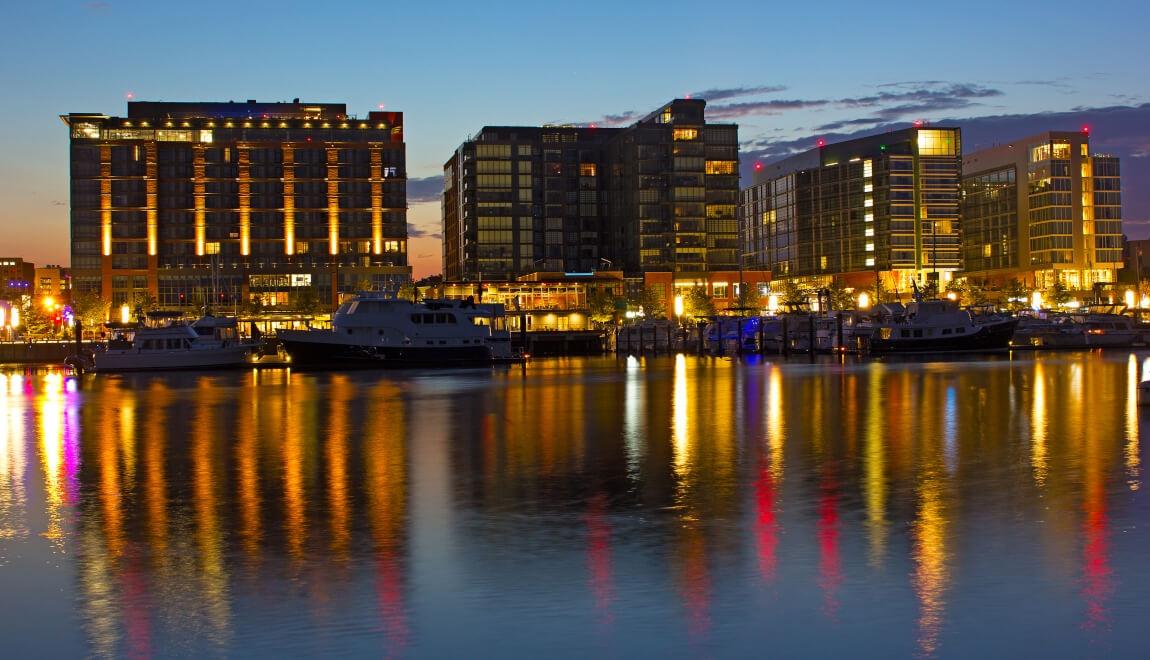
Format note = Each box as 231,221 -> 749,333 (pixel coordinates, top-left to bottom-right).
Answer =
91,315 -> 252,372
277,295 -> 519,368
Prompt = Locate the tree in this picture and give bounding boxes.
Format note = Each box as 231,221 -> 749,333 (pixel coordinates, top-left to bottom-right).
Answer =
732,283 -> 758,312
20,300 -> 54,337
1048,280 -> 1071,306
952,279 -> 989,307
586,288 -> 619,326
683,285 -> 716,320
824,283 -> 855,310
781,280 -> 813,308
397,282 -> 420,302
289,287 -> 325,316
1001,278 -> 1027,311
242,295 -> 266,317
630,285 -> 666,319
71,290 -> 110,335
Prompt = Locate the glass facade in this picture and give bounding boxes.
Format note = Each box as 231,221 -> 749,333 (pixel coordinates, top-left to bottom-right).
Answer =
64,101 -> 411,309
740,127 -> 961,291
444,99 -> 739,282
960,131 -> 1122,289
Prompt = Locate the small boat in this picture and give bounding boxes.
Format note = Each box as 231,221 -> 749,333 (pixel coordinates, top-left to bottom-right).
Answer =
854,299 -> 1018,354
91,314 -> 252,372
277,294 -> 522,368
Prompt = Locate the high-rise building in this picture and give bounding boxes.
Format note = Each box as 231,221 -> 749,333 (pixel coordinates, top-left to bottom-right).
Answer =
961,130 -> 1122,290
741,127 -> 962,293
62,100 -> 410,310
443,99 -> 740,282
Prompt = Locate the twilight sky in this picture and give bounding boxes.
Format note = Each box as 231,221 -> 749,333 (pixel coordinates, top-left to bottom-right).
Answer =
1,0 -> 1148,278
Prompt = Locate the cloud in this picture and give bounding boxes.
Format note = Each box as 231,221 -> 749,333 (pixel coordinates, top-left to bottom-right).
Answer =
707,82 -> 1003,122
85,2 -> 111,11
707,98 -> 832,119
407,223 -> 442,240
407,175 -> 443,204
51,200 -> 66,206
688,85 -> 787,101
599,110 -> 642,126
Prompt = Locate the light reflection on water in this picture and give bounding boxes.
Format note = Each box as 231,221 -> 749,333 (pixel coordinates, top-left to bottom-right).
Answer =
0,353 -> 1147,658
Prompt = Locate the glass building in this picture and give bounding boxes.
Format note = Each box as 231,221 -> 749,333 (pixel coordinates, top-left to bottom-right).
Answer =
61,100 -> 411,310
740,127 -> 962,293
961,130 -> 1122,290
443,99 -> 740,282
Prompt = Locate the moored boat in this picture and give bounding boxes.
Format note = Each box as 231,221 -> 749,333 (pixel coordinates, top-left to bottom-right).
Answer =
854,299 -> 1018,354
91,314 -> 252,372
277,295 -> 520,368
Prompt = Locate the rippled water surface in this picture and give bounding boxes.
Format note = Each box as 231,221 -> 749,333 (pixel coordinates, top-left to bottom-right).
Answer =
1,353 -> 1148,658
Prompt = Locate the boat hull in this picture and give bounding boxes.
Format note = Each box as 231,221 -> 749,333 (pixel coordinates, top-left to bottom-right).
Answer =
92,345 -> 251,373
279,333 -> 494,368
861,319 -> 1019,355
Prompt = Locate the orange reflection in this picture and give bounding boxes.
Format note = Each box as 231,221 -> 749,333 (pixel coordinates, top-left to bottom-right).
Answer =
865,363 -> 887,565
327,375 -> 352,559
912,465 -> 949,658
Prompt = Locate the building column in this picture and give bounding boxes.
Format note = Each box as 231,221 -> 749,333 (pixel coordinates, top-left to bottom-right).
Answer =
145,142 -> 159,298
238,144 -> 251,256
326,146 -> 340,256
283,145 -> 295,255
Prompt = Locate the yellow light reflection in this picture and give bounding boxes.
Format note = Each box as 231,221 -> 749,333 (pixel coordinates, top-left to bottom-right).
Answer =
1031,361 -> 1048,487
766,365 -> 784,481
327,375 -> 352,559
913,467 -> 950,658
672,354 -> 691,478
865,363 -> 887,565
39,372 -> 66,547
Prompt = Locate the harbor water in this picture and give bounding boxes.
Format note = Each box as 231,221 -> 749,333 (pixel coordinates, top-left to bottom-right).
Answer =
0,352 -> 1147,658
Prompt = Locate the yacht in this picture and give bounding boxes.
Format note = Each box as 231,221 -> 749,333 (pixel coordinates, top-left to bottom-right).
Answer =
853,299 -> 1018,354
90,314 -> 252,372
277,295 -> 519,368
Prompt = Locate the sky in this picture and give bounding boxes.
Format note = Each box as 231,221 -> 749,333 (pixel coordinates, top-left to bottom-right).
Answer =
1,0 -> 1148,279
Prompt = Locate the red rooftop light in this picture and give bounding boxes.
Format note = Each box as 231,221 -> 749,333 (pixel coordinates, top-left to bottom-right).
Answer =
913,119 -> 924,128
754,161 -> 763,171
1082,125 -> 1091,135
816,138 -> 826,148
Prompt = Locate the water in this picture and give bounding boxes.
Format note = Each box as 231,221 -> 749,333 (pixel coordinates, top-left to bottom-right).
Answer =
0,353 -> 1147,658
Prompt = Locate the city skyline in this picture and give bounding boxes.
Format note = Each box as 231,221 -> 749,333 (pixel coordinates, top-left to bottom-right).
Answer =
3,1 -> 1149,278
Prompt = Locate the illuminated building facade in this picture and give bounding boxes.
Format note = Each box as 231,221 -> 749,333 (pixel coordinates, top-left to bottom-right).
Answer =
62,100 -> 410,309
741,127 -> 962,292
961,130 -> 1122,290
443,99 -> 740,282
34,265 -> 71,298
433,271 -> 626,331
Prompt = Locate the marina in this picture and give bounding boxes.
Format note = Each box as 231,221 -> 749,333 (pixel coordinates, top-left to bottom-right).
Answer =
1,352 -> 1147,658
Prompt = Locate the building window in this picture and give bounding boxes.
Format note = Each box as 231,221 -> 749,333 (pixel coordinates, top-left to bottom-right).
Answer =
712,282 -> 728,298
673,128 -> 699,141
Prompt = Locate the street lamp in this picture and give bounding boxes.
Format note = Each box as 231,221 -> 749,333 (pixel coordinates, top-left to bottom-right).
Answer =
1125,289 -> 1136,310
857,292 -> 870,310
673,294 -> 684,324
1030,291 -> 1043,312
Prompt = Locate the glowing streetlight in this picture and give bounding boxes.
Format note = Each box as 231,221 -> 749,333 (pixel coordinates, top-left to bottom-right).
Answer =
1141,295 -> 1149,309
946,291 -> 958,301
10,306 -> 19,328
0,306 -> 5,327
857,292 -> 871,310
673,294 -> 684,319
1030,291 -> 1043,312
43,296 -> 56,310
120,303 -> 131,324
767,293 -> 779,314
1125,289 -> 1136,309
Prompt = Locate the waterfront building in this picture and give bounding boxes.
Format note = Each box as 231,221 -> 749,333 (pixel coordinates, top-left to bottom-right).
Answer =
741,126 -> 962,294
443,99 -> 742,283
61,100 -> 411,310
961,130 -> 1122,291
1,257 -> 36,296
34,265 -> 71,299
433,271 -> 627,332
1122,237 -> 1150,283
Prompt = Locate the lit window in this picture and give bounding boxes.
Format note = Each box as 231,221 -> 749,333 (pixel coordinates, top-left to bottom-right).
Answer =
205,242 -> 220,255
865,227 -> 874,237
579,163 -> 597,177
983,244 -> 992,257
916,129 -> 958,156
705,160 -> 737,175
673,128 -> 699,141
865,258 -> 875,267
